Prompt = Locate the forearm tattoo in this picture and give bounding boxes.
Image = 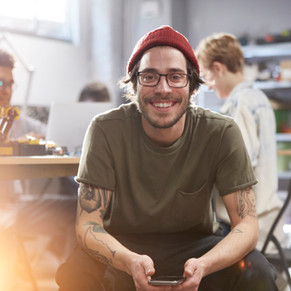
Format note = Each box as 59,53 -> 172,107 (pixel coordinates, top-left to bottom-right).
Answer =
83,222 -> 116,265
236,187 -> 257,219
78,183 -> 115,265
231,228 -> 243,234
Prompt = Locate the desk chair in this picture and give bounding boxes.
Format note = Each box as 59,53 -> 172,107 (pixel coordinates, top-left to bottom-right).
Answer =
261,179 -> 291,288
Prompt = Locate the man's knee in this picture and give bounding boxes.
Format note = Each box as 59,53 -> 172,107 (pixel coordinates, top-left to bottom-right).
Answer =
55,246 -> 106,291
200,250 -> 278,291
234,250 -> 278,291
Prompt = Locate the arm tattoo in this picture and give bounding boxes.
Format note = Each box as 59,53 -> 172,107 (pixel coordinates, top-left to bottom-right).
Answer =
84,221 -> 107,233
83,223 -> 116,266
79,183 -> 110,215
77,184 -> 115,265
236,187 -> 257,219
231,228 -> 243,234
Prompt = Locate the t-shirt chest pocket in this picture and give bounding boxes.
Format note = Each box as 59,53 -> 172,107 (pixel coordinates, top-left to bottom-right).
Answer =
172,183 -> 212,230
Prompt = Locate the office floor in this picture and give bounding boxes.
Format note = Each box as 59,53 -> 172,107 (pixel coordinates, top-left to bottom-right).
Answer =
2,211 -> 77,291
19,193 -> 77,291
16,235 -> 75,291
0,178 -> 78,291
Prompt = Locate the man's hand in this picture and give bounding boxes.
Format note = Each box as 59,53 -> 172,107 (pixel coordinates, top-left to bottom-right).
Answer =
167,258 -> 205,291
130,254 -> 155,290
130,254 -> 176,291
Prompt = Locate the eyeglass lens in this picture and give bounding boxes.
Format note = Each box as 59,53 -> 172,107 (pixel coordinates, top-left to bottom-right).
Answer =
0,80 -> 14,91
138,72 -> 188,88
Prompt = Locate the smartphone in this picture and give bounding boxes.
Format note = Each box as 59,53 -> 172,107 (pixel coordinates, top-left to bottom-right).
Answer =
148,275 -> 186,286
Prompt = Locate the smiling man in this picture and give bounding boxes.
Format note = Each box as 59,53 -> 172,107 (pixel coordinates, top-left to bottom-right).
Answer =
56,26 -> 278,291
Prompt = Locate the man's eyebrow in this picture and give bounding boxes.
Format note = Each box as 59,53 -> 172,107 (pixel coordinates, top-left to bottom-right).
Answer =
138,68 -> 156,73
139,68 -> 186,73
168,67 -> 187,72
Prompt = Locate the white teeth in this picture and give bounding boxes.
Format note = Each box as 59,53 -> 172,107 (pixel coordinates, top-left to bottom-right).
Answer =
153,103 -> 171,108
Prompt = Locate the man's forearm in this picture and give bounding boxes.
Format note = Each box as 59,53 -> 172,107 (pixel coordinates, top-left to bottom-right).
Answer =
76,182 -> 138,274
198,187 -> 259,276
198,216 -> 259,276
76,220 -> 138,274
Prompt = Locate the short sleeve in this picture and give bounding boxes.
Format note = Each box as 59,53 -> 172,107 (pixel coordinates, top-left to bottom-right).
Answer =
215,119 -> 257,196
75,118 -> 115,190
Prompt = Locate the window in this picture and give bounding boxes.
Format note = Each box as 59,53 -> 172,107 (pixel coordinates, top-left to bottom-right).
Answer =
0,0 -> 78,42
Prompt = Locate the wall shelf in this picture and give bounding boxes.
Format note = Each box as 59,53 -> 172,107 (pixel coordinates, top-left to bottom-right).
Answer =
243,42 -> 291,62
243,43 -> 291,189
277,133 -> 291,142
254,81 -> 291,91
278,171 -> 291,179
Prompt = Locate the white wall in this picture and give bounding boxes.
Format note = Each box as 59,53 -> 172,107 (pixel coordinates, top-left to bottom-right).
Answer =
0,0 -> 92,107
90,0 -> 174,105
90,0 -> 122,105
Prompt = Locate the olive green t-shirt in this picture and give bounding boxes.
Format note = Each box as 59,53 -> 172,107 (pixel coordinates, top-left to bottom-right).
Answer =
76,103 -> 257,237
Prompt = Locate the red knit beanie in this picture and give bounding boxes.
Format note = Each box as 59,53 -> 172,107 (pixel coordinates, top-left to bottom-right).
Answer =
127,25 -> 199,75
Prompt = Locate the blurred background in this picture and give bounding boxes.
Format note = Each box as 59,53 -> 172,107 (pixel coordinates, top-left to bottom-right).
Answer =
0,0 -> 290,108
0,0 -> 291,290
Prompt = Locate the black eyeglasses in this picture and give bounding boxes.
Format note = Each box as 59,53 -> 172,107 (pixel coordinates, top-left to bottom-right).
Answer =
137,72 -> 190,88
0,79 -> 15,91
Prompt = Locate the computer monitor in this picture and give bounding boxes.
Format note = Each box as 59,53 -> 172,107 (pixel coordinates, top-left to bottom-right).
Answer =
46,102 -> 113,154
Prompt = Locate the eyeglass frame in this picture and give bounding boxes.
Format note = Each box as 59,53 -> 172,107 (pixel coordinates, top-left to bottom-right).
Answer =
0,79 -> 16,91
136,71 -> 190,88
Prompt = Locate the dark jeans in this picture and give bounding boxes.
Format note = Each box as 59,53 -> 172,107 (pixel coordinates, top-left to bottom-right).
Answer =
55,234 -> 278,291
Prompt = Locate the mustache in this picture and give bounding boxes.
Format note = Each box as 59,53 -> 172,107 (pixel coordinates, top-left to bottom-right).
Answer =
143,96 -> 181,103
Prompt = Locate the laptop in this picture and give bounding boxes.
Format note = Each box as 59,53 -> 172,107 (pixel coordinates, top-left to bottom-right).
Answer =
46,102 -> 113,154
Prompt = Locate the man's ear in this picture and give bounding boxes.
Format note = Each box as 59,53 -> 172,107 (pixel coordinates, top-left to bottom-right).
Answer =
212,61 -> 226,75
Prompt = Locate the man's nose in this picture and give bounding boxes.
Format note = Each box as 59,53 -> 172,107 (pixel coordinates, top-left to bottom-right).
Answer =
155,76 -> 172,93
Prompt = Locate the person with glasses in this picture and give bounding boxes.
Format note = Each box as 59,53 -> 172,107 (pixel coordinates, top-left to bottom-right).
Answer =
0,49 -> 48,290
0,49 -> 46,140
56,26 -> 278,291
195,33 -> 285,253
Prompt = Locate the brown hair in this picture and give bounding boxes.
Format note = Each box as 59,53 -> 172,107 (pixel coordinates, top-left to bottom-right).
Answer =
78,82 -> 110,102
0,49 -> 15,69
195,33 -> 244,73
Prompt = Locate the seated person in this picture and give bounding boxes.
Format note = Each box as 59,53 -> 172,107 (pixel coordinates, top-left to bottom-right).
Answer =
56,26 -> 278,290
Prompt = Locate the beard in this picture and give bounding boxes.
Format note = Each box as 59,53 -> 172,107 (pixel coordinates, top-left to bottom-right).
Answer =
136,95 -> 191,129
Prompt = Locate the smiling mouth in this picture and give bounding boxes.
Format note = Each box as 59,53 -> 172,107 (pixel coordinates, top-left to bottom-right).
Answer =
151,101 -> 175,108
